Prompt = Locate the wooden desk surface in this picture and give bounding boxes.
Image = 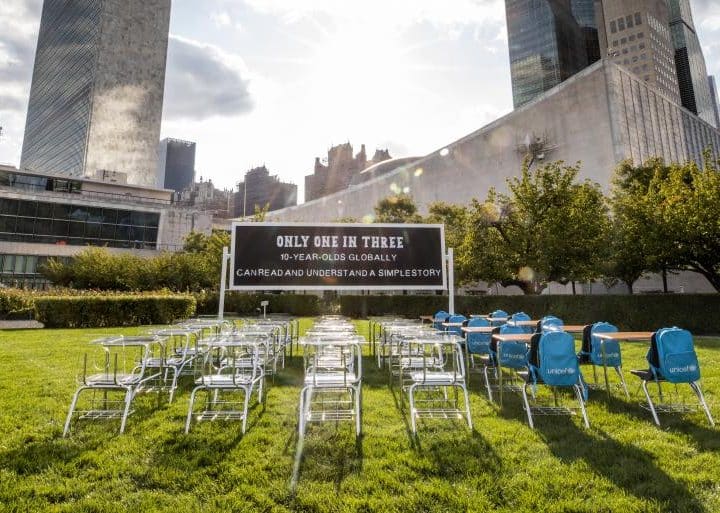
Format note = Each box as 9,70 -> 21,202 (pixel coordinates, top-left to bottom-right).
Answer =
492,333 -> 534,343
461,326 -> 495,334
594,331 -> 654,341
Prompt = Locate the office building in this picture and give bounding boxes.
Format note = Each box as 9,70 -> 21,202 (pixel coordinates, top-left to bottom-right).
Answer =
305,143 -> 392,201
571,0 -> 601,64
20,0 -> 171,187
668,0 -> 716,127
709,76 -> 720,128
597,0 -> 681,103
234,166 -> 297,217
0,166 -> 211,289
505,0 -> 589,108
158,139 -> 196,191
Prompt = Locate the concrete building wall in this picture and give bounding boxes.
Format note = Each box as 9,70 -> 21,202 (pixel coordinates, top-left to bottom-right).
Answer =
84,0 -> 171,187
268,62 -> 617,222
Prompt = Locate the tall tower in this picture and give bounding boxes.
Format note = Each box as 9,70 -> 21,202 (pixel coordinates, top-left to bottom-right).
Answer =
158,139 -> 196,192
667,0 -> 716,127
20,0 -> 172,187
596,0 -> 681,104
505,0 -> 589,108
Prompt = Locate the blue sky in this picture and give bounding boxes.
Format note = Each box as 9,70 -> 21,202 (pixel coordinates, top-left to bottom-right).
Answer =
1,0 -> 720,200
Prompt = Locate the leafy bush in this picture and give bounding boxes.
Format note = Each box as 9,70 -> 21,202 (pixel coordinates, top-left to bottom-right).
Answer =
34,294 -> 196,328
0,288 -> 35,320
339,294 -> 720,335
196,292 -> 320,317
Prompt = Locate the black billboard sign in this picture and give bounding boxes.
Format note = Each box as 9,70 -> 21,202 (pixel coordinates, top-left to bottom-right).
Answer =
230,223 -> 446,291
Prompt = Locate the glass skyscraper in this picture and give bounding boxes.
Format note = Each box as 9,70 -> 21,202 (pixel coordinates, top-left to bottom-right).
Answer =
20,0 -> 172,186
506,0 -> 592,108
668,0 -> 716,127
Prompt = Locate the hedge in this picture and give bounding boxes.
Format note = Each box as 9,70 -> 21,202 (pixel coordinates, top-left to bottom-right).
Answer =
196,292 -> 321,317
0,289 -> 35,320
34,295 -> 196,328
339,294 -> 720,335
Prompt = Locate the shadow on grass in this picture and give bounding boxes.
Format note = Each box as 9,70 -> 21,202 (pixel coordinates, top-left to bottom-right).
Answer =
291,425 -> 363,493
604,392 -> 719,452
0,435 -> 104,476
537,417 -> 707,513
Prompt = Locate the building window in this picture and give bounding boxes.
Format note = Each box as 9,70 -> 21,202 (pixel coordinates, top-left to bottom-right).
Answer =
629,34 -> 636,42
639,43 -> 645,49
621,37 -> 627,44
622,48 -> 628,54
611,20 -> 617,33
618,18 -> 625,31
613,40 -> 619,47
635,12 -> 642,25
626,15 -> 634,29
638,32 -> 644,39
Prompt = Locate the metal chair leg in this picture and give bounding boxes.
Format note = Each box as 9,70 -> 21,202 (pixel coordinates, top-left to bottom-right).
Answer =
642,380 -> 661,426
409,384 -> 418,434
483,366 -> 493,402
355,385 -> 362,436
241,386 -> 251,434
461,384 -> 473,430
690,381 -> 715,427
615,366 -> 630,399
185,385 -> 202,433
575,384 -> 590,428
63,386 -> 88,437
522,384 -> 534,429
119,388 -> 134,434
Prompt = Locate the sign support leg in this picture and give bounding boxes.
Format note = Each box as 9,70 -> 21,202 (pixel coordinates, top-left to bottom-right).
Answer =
218,246 -> 230,320
447,248 -> 455,315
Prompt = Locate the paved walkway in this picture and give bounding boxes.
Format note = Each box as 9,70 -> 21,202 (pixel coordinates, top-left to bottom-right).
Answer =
0,320 -> 44,330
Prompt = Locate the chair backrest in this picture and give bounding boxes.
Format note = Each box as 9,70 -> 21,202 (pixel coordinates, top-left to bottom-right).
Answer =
540,315 -> 564,333
446,314 -> 467,335
496,324 -> 529,369
648,328 -> 700,383
510,311 -> 534,333
590,322 -> 620,367
511,312 -> 531,322
433,310 -> 450,330
466,317 -> 492,355
533,331 -> 581,387
491,310 -> 508,319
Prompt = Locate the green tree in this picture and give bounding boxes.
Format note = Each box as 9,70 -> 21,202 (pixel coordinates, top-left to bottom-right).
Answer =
425,201 -> 468,251
459,160 -> 609,294
373,194 -> 423,223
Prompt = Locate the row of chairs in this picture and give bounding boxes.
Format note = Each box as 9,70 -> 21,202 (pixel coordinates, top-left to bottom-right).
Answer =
64,316 -> 297,436
432,310 -> 714,429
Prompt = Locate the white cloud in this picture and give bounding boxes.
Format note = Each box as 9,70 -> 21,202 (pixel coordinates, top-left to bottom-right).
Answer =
242,0 -> 505,30
163,34 -> 254,121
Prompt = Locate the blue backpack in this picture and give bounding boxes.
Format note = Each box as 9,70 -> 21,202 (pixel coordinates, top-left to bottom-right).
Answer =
496,324 -> 528,369
588,322 -> 621,367
540,316 -> 564,333
532,331 -> 582,387
648,328 -> 701,384
466,318 -> 492,356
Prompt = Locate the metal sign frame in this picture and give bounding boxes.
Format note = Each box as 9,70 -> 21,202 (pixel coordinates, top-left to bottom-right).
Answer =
228,222 -> 447,291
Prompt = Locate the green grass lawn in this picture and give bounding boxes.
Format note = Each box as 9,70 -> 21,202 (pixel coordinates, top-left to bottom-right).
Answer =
0,321 -> 719,513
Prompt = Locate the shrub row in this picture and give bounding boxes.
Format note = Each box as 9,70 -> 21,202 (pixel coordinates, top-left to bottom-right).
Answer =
0,289 -> 35,320
196,292 -> 321,317
340,294 -> 720,335
34,295 -> 196,329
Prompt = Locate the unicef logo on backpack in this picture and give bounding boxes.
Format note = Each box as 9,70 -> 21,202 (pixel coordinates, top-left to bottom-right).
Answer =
547,367 -> 576,375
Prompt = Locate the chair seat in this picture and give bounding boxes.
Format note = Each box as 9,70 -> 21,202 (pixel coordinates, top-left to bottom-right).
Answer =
630,369 -> 666,381
194,374 -> 256,387
400,357 -> 441,370
304,373 -> 359,386
409,371 -> 463,384
86,373 -> 142,386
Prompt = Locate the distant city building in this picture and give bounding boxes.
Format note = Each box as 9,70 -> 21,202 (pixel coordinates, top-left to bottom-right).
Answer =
505,0 -> 590,108
175,178 -> 234,219
571,0 -> 601,64
0,167 -> 211,289
20,0 -> 171,187
709,76 -> 720,128
158,139 -> 196,191
304,143 -> 392,201
234,166 -> 297,217
597,0 -> 681,103
667,0 -> 716,127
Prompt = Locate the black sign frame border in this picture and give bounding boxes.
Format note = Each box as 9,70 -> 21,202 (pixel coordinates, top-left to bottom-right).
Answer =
229,222 -> 447,291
